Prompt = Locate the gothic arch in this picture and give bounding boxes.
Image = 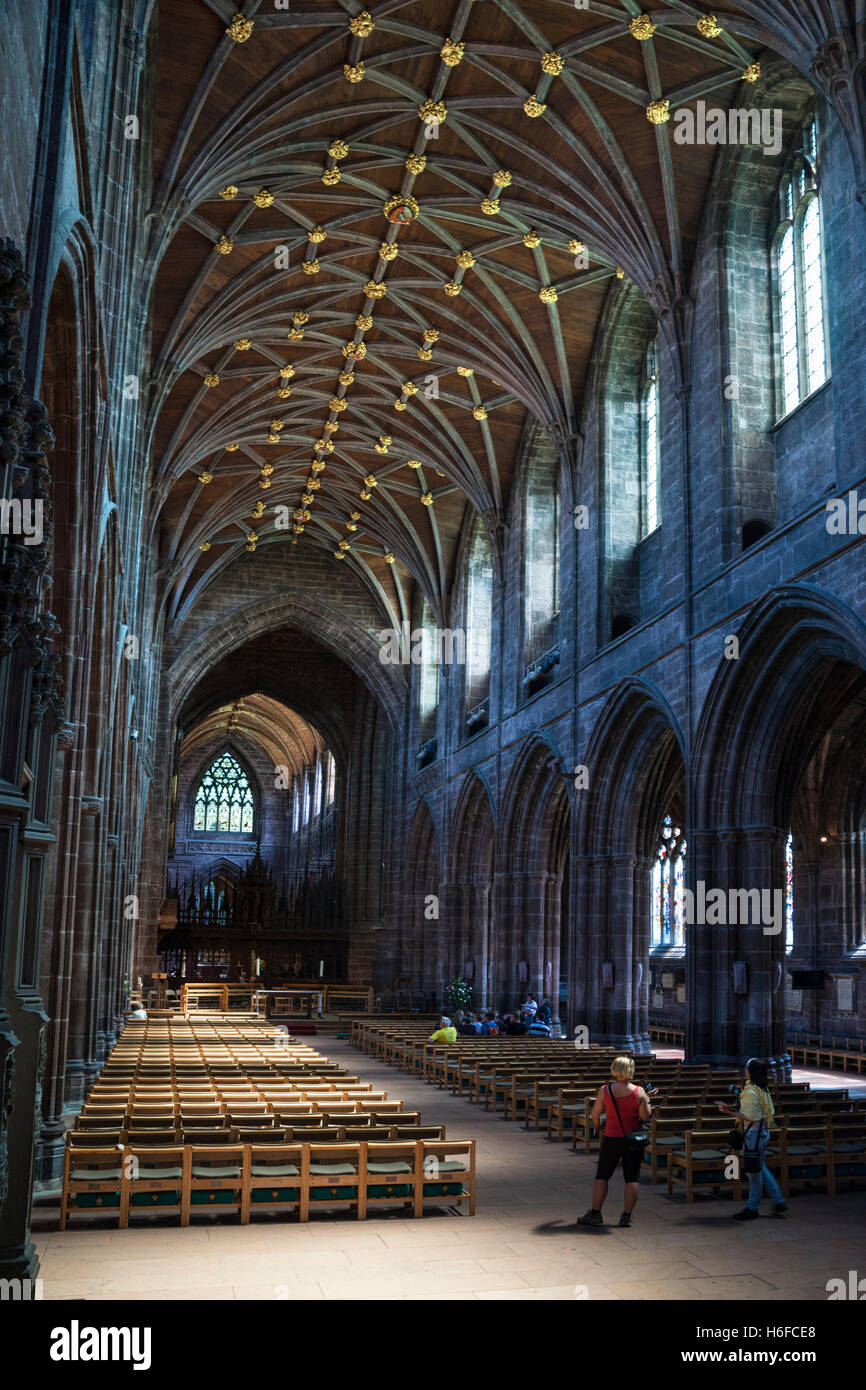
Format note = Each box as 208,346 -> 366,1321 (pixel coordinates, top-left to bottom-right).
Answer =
690,584 -> 866,1065
572,679 -> 686,1051
185,742 -> 263,839
167,593 -> 406,734
447,771 -> 495,1008
401,796 -> 441,1000
498,736 -> 572,1022
694,584 -> 866,829
579,678 -> 686,859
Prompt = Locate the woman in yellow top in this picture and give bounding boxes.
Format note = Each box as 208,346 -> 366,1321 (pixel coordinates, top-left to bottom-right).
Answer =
428,1015 -> 457,1043
717,1058 -> 787,1220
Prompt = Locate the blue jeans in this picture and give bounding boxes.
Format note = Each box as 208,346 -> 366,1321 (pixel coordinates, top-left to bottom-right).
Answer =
744,1123 -> 783,1210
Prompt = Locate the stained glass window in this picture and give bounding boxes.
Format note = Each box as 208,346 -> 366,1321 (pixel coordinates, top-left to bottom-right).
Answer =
774,112 -> 828,418
193,753 -> 254,834
326,751 -> 336,804
642,339 -> 660,535
785,830 -> 794,950
651,814 -> 687,947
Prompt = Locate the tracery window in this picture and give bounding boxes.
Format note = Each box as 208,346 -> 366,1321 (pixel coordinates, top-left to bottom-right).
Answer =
523,461 -> 560,663
314,757 -> 323,817
651,814 -> 687,947
785,830 -> 794,951
773,112 -> 828,417
193,753 -> 254,834
326,750 -> 336,805
641,338 -> 660,536
464,518 -> 493,714
418,597 -> 440,726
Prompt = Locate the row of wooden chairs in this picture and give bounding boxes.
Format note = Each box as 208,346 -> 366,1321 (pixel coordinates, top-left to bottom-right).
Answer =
667,1118 -> 866,1201
60,1139 -> 475,1228
64,1017 -> 476,1229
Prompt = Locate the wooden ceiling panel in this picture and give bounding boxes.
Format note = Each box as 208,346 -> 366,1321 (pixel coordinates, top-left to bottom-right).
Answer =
143,0 -> 777,631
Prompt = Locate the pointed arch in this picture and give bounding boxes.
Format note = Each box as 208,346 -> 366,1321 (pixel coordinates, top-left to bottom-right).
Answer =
694,584 -> 866,829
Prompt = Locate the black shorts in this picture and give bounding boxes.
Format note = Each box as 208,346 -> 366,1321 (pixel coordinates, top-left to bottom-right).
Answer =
595,1136 -> 643,1184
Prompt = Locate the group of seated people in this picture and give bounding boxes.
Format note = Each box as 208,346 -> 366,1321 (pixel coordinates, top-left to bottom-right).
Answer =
429,995 -> 554,1042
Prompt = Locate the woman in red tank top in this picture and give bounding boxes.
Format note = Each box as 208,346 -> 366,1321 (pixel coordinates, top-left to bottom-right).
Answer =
577,1056 -> 653,1228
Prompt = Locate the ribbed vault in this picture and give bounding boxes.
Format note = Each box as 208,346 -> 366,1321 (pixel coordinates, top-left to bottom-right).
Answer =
143,0 -> 827,629
180,691 -> 325,774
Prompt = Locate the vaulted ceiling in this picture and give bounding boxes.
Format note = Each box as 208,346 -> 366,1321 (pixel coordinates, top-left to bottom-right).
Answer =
180,692 -> 326,775
143,0 -> 820,634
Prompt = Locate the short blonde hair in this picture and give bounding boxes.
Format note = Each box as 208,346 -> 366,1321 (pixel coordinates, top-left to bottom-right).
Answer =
611,1055 -> 635,1080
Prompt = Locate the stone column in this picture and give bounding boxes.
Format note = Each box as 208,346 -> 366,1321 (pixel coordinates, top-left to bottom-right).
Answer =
687,826 -> 790,1076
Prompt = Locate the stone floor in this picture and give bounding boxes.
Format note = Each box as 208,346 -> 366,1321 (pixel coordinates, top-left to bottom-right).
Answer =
31,1038 -> 866,1301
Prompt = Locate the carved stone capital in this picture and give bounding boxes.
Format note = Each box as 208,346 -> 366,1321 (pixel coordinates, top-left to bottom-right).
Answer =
56,721 -> 76,750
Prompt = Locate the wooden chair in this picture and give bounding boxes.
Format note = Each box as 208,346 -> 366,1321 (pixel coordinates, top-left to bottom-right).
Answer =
779,1120 -> 831,1196
120,1144 -> 190,1227
60,1144 -> 125,1229
362,1141 -> 418,1217
306,1141 -> 364,1218
274,1111 -> 321,1129
393,1124 -> 444,1141
415,1140 -> 476,1217
181,1143 -> 246,1225
242,1142 -> 306,1222
667,1129 -> 742,1203
827,1118 -> 866,1196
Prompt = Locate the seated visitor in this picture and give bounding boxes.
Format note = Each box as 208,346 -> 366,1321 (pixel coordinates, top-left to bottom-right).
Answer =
522,993 -> 538,1023
528,1014 -> 552,1036
428,1015 -> 457,1043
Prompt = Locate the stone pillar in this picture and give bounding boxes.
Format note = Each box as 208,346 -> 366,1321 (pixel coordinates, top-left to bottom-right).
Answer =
687,826 -> 790,1076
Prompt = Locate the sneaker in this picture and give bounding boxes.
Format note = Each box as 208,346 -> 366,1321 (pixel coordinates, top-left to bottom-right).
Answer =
733,1208 -> 759,1221
774,1201 -> 788,1216
577,1209 -> 603,1226
618,1212 -> 632,1228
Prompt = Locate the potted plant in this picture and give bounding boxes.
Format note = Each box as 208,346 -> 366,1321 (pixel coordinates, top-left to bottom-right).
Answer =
446,976 -> 472,1014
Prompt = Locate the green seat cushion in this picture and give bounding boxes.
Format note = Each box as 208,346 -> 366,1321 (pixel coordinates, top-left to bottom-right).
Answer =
433,1159 -> 466,1171
787,1143 -> 824,1155
251,1187 -> 299,1203
366,1161 -> 412,1174
191,1165 -> 241,1178
654,1135 -> 686,1147
309,1163 -> 356,1176
70,1168 -> 122,1181
250,1163 -> 300,1177
135,1166 -> 184,1179
832,1141 -> 866,1153
691,1148 -> 725,1159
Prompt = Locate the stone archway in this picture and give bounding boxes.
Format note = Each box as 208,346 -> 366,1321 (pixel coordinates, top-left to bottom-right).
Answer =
576,679 -> 686,1053
447,772 -> 495,1011
691,584 -> 866,1069
400,797 -> 441,1006
498,737 -> 571,1025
